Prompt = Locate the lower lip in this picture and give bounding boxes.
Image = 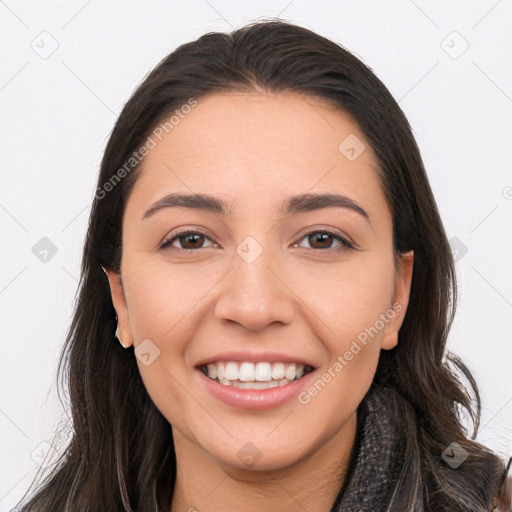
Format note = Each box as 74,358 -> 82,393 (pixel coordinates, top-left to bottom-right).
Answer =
196,368 -> 316,411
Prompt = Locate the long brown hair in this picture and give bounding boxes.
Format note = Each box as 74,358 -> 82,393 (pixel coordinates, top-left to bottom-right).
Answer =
13,19 -> 506,512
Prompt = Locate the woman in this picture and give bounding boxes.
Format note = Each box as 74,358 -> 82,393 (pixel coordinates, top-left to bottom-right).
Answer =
14,19 -> 511,512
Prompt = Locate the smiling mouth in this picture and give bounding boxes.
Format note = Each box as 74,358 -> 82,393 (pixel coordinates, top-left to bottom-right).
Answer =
198,361 -> 315,389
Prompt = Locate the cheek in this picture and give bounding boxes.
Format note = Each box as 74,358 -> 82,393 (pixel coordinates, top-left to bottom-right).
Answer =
121,261 -> 206,429
296,258 -> 393,418
122,256 -> 211,343
294,251 -> 395,336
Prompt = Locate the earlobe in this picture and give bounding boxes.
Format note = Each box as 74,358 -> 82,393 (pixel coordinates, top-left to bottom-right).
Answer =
102,265 -> 134,349
381,250 -> 414,351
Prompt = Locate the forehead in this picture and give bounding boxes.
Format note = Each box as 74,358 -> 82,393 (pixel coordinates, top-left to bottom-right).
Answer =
125,90 -> 387,221
149,91 -> 366,165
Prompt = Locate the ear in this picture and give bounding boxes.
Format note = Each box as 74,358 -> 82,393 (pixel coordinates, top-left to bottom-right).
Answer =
381,250 -> 414,351
103,267 -> 134,349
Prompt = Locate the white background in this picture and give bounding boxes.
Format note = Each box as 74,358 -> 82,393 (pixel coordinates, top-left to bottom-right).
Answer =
1,1 -> 511,510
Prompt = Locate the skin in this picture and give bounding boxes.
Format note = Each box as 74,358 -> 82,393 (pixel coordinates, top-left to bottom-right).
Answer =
105,90 -> 414,512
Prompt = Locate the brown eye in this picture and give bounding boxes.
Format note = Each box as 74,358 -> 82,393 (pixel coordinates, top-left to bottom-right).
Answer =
160,231 -> 214,250
309,232 -> 334,249
178,233 -> 206,249
295,230 -> 354,250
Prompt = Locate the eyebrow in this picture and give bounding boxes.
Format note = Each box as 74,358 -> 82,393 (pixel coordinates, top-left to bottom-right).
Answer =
141,192 -> 370,223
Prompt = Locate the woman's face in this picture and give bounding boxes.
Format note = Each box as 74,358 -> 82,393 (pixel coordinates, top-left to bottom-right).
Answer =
106,91 -> 413,471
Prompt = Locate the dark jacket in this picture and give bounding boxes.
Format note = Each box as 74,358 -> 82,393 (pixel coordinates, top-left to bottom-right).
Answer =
329,382 -> 509,511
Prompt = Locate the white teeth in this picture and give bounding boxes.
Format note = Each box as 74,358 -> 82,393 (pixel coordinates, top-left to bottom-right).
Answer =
224,362 -> 239,380
201,360 -> 311,388
206,363 -> 217,379
239,362 -> 255,382
271,362 -> 285,380
255,362 -> 272,381
285,363 -> 296,381
232,380 -> 279,389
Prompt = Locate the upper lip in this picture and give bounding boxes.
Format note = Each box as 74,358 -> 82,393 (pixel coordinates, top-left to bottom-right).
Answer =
195,351 -> 317,369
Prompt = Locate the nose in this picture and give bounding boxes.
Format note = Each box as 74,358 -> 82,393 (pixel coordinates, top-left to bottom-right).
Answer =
213,247 -> 297,332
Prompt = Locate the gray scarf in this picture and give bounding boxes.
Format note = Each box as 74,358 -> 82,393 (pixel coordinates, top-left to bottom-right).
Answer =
330,383 -> 424,512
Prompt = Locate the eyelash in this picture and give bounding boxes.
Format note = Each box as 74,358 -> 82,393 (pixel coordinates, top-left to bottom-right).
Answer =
160,229 -> 355,252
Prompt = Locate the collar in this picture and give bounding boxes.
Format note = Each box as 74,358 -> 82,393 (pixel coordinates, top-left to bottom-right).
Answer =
330,382 -> 424,512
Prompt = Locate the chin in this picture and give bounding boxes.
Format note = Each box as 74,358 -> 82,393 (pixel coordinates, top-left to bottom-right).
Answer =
199,434 -> 314,474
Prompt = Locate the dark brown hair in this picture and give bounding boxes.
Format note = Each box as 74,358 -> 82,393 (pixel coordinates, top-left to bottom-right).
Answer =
13,18 -> 506,512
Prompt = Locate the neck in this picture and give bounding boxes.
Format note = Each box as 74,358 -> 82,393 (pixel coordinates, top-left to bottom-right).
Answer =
170,412 -> 358,512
